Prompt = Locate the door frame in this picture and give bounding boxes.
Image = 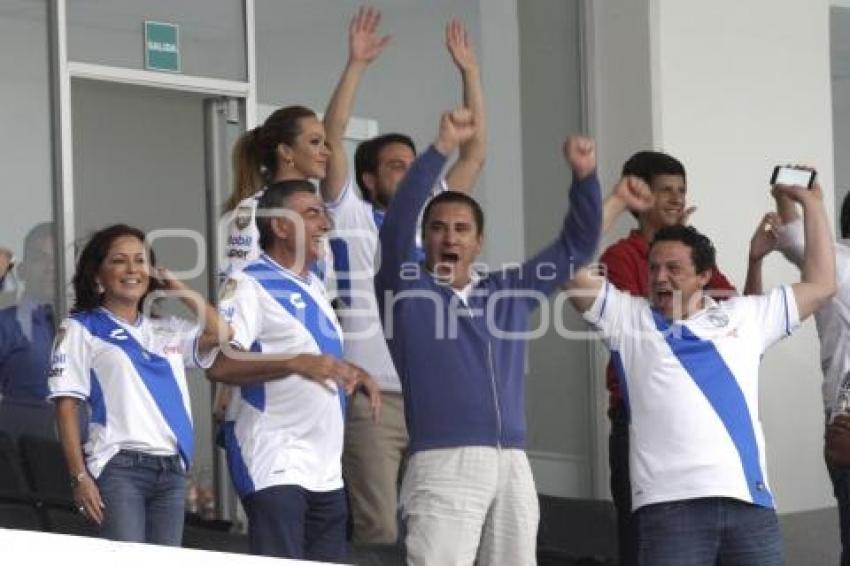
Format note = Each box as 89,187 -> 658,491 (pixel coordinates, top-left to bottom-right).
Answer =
50,0 -> 257,315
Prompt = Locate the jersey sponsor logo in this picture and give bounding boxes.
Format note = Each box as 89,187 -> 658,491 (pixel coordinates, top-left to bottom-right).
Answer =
228,249 -> 249,259
235,206 -> 253,230
109,328 -> 128,341
219,278 -> 238,302
289,292 -> 307,309
227,234 -> 253,247
47,367 -> 64,378
162,344 -> 182,355
51,353 -> 67,364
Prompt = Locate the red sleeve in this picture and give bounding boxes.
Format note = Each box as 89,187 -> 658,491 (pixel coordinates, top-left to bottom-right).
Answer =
707,265 -> 738,298
600,244 -> 644,296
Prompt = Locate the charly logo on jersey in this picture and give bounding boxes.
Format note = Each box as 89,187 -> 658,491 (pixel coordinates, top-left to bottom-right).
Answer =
289,292 -> 307,309
109,327 -> 129,341
235,206 -> 253,230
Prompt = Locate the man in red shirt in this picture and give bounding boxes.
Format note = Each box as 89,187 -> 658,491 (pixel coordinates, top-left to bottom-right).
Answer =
599,151 -> 770,565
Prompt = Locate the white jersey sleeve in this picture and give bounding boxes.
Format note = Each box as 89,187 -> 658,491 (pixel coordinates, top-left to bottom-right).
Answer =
582,280 -> 643,350
744,285 -> 801,352
157,315 -> 217,370
47,318 -> 91,401
218,273 -> 261,351
325,177 -> 372,231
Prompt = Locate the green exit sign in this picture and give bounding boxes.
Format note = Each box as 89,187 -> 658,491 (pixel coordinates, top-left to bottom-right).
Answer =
144,21 -> 180,73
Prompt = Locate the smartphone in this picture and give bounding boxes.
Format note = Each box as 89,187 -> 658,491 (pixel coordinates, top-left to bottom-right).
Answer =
770,165 -> 816,189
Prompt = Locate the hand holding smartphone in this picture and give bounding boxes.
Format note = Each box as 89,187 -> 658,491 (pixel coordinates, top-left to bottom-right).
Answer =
770,165 -> 816,189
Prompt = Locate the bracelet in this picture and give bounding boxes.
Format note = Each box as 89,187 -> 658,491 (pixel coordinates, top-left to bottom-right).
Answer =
70,471 -> 87,488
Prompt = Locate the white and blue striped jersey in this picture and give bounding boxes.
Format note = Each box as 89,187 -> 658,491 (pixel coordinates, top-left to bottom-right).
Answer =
222,187 -> 336,290
324,178 -> 447,392
218,254 -> 346,497
584,283 -> 800,511
222,191 -> 263,275
47,308 -> 214,477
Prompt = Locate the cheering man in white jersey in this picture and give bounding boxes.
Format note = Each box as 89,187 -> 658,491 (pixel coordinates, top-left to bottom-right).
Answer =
212,179 -> 380,562
568,177 -> 835,565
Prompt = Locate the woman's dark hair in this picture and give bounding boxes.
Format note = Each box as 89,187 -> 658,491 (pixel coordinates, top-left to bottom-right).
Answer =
225,105 -> 317,212
72,224 -> 161,313
650,224 -> 716,274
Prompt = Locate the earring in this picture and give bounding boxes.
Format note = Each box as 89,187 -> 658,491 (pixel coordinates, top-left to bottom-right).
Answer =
282,157 -> 294,168
95,281 -> 105,295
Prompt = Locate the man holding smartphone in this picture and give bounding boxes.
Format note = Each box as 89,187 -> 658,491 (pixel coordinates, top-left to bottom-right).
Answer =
568,172 -> 835,565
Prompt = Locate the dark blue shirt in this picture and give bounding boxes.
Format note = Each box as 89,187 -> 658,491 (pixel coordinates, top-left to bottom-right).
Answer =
0,302 -> 55,400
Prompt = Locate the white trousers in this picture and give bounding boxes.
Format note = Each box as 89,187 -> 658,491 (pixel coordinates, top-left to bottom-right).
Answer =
400,446 -> 539,566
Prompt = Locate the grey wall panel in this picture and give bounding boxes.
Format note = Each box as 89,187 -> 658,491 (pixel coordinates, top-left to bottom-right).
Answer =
518,0 -> 591,494
0,0 -> 53,261
67,0 -> 246,81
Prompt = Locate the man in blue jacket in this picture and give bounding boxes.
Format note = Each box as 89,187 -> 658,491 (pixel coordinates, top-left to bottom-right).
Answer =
375,108 -> 602,565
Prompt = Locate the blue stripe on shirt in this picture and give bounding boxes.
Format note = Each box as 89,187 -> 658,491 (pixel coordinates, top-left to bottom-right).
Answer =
246,258 -> 346,414
651,309 -> 773,508
74,311 -> 194,469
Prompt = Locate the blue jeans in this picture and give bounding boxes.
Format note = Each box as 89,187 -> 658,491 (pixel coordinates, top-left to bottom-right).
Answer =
243,484 -> 348,562
96,449 -> 187,545
828,459 -> 850,566
636,497 -> 784,566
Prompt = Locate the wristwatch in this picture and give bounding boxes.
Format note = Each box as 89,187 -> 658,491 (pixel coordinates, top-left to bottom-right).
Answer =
70,471 -> 87,488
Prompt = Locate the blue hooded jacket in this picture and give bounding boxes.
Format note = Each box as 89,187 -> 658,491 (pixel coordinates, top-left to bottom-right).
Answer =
375,146 -> 602,454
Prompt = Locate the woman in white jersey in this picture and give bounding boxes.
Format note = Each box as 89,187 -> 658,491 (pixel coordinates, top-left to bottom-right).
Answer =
215,5 -> 390,418
48,224 -> 229,545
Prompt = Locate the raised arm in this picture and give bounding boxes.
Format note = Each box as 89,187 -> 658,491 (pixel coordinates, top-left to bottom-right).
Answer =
782,181 -> 836,319
321,5 -> 391,203
443,19 -> 487,193
375,109 -> 475,297
742,212 -> 782,296
568,172 -> 653,313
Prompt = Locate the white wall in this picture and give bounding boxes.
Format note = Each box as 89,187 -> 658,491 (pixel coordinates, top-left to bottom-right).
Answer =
0,1 -> 53,263
652,0 -> 835,514
591,0 -> 836,514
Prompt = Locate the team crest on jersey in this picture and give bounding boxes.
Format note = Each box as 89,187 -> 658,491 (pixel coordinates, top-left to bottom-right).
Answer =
235,206 -> 253,231
707,308 -> 729,328
219,278 -> 238,302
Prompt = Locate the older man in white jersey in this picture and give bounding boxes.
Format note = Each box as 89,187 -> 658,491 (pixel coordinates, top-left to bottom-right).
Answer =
213,179 -> 380,562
